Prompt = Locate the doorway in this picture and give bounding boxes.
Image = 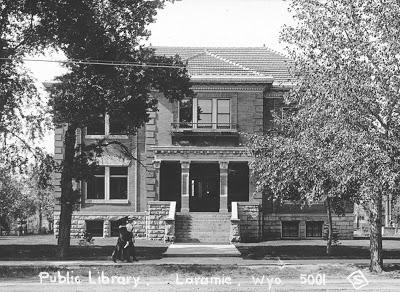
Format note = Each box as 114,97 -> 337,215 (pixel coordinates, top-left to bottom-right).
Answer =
189,163 -> 220,212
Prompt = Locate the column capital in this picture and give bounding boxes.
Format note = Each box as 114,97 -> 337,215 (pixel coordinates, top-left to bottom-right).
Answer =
180,160 -> 190,170
153,160 -> 161,169
219,161 -> 229,170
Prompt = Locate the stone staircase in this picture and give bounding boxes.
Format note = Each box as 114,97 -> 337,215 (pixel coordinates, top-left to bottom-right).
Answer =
175,212 -> 231,243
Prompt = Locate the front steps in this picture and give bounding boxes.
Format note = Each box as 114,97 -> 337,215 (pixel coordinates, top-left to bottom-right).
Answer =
175,212 -> 231,243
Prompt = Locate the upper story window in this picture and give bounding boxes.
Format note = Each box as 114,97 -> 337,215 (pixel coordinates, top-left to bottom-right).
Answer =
86,166 -> 128,202
198,99 -> 213,128
178,98 -> 232,130
217,99 -> 230,129
86,114 -> 127,137
87,115 -> 106,135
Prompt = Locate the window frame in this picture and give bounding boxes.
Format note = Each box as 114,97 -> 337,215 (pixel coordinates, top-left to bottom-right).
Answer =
306,221 -> 324,238
191,98 -> 231,129
281,221 -> 300,238
85,220 -> 104,237
85,166 -> 129,204
85,114 -> 129,139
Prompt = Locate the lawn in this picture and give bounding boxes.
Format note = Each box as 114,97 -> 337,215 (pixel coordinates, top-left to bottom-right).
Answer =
236,239 -> 400,260
1,235 -> 400,261
0,235 -> 168,261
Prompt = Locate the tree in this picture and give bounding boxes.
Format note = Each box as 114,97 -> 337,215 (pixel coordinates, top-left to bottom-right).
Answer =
258,0 -> 400,272
0,173 -> 36,228
44,1 -> 193,258
0,1 -> 53,174
28,154 -> 56,233
248,124 -> 351,256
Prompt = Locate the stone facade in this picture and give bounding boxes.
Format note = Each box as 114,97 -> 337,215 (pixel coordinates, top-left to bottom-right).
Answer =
146,201 -> 172,241
237,203 -> 262,242
53,202 -> 172,240
263,213 -> 354,240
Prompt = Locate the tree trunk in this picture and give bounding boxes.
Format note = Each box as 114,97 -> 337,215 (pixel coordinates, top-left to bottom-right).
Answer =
38,204 -> 42,234
326,197 -> 333,255
57,125 -> 77,259
369,195 -> 383,273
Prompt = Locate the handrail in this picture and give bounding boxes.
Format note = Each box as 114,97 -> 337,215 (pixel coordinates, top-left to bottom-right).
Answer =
171,122 -> 238,130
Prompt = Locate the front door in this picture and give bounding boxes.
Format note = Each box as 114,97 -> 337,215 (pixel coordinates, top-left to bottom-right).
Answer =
189,163 -> 219,212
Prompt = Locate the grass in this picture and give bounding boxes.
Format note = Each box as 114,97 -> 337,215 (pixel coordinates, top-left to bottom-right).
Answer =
0,235 -> 168,261
236,239 -> 400,260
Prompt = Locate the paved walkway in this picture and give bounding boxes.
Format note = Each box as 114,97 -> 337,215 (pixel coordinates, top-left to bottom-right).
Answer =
1,258 -> 400,267
163,244 -> 241,257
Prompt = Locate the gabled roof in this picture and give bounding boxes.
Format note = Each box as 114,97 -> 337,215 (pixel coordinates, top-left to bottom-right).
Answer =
154,46 -> 292,85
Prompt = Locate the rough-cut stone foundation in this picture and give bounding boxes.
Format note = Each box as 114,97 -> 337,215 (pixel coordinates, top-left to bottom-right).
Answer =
54,212 -> 147,238
237,203 -> 262,242
54,201 -> 354,242
263,213 -> 354,240
53,201 -> 174,241
147,201 -> 173,241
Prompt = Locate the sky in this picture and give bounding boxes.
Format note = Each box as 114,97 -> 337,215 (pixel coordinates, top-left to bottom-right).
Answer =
26,0 -> 293,153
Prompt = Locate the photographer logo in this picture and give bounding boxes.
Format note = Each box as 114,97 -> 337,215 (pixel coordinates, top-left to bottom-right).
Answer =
346,270 -> 369,290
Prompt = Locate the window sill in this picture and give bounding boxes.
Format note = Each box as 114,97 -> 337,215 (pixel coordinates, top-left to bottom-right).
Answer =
85,199 -> 129,204
85,135 -> 129,140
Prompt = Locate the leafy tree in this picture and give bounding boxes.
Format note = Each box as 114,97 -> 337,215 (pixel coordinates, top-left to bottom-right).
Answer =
43,1 -> 193,258
1,0 -> 192,257
260,0 -> 400,273
28,154 -> 56,233
0,1 -> 52,173
248,124 -> 350,256
0,173 -> 36,227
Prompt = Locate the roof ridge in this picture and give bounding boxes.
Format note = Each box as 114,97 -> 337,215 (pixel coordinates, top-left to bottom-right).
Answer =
204,49 -> 263,76
186,51 -> 207,61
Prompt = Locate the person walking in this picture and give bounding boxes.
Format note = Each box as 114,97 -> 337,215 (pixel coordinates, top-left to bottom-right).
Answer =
125,216 -> 138,262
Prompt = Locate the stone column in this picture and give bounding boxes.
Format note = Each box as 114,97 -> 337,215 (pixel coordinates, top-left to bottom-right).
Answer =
219,161 -> 229,212
154,160 -> 161,201
180,161 -> 190,213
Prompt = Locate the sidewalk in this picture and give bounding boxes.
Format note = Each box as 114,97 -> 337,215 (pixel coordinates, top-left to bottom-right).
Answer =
1,258 -> 400,267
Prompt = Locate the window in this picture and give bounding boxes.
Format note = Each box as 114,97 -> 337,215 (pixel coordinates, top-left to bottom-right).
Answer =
86,115 -> 105,135
109,113 -> 128,135
86,220 -> 104,237
217,99 -> 230,129
87,167 -> 105,199
281,221 -> 299,238
86,166 -> 128,201
179,99 -> 193,127
86,113 -> 127,136
198,99 -> 213,128
306,221 -> 323,238
109,167 -> 128,199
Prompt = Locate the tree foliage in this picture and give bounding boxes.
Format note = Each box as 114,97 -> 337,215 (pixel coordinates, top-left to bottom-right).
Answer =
40,0 -> 193,257
0,1 -> 52,173
249,0 -> 400,272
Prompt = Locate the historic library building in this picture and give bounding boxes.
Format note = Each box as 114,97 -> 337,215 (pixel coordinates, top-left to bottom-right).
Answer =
53,47 -> 354,242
